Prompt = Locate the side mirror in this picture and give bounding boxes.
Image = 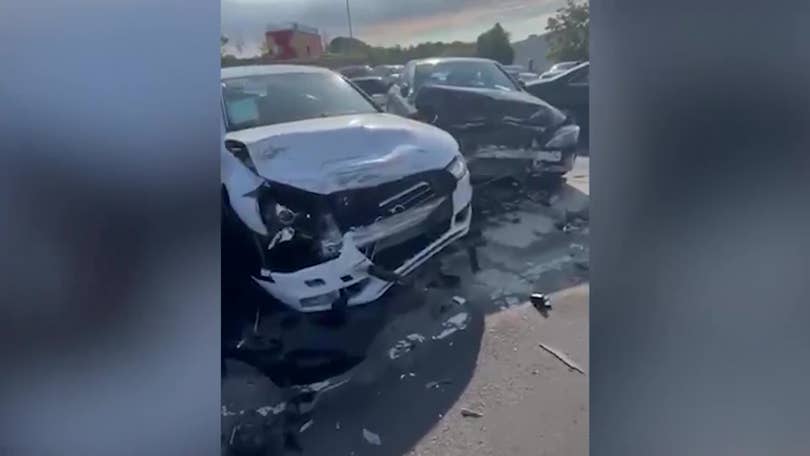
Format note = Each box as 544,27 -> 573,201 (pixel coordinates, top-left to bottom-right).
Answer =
400,84 -> 410,98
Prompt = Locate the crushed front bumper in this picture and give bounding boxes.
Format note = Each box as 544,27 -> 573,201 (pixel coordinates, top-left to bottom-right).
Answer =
466,146 -> 577,181
253,173 -> 473,312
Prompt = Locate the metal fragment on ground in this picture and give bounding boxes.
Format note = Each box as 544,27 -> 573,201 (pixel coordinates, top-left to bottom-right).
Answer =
363,428 -> 382,446
538,343 -> 586,375
452,296 -> 467,305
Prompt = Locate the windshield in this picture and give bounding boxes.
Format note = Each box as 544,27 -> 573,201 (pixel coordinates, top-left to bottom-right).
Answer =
413,60 -> 519,93
550,62 -> 577,72
352,78 -> 388,96
339,66 -> 373,78
221,72 -> 378,131
373,65 -> 402,77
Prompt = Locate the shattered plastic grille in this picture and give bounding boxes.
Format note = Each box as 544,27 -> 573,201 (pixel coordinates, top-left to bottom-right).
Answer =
329,170 -> 456,230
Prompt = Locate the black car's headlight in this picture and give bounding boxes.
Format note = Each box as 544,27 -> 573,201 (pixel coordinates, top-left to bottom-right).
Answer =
446,156 -> 468,180
544,124 -> 580,149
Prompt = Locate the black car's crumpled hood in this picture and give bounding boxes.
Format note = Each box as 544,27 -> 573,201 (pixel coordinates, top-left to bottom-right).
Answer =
413,84 -> 567,152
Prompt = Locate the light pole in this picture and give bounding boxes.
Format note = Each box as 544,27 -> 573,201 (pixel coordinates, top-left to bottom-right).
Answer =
345,0 -> 354,38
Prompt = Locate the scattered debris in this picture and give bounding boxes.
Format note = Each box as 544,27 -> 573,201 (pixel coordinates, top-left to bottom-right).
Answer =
256,402 -> 286,417
389,333 -> 427,359
538,343 -> 585,375
293,376 -> 351,394
222,405 -> 238,417
532,369 -> 539,375
530,293 -> 552,316
452,296 -> 467,305
425,379 -> 453,389
362,428 -> 382,446
399,372 -> 416,380
461,408 -> 484,418
299,419 -> 314,433
433,312 -> 470,340
336,422 -> 341,430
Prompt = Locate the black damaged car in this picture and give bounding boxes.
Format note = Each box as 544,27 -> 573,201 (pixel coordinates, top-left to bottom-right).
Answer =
386,57 -> 580,182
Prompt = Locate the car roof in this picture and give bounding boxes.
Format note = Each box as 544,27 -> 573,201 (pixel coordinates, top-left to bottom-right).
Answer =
221,65 -> 332,80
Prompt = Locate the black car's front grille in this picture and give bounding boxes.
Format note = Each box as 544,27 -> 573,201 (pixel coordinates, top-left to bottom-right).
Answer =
329,170 -> 456,230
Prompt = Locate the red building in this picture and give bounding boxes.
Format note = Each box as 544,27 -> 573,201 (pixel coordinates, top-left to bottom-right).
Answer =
265,23 -> 324,60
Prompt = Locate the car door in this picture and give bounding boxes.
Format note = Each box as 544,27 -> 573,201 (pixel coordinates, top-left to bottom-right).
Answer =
386,62 -> 415,116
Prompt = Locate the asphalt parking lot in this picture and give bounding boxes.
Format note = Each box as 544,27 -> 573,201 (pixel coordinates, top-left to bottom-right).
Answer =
222,157 -> 590,456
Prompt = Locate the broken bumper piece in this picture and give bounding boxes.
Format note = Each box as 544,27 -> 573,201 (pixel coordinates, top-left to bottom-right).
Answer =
252,174 -> 472,312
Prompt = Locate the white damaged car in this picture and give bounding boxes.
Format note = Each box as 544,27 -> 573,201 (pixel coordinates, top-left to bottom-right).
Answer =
221,65 -> 472,312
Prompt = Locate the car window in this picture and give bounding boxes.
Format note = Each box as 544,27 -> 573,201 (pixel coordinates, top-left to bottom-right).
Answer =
413,60 -> 519,92
221,72 -> 378,131
353,79 -> 388,96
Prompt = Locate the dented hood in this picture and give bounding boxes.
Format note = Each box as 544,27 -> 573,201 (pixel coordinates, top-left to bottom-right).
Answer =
226,113 -> 460,194
414,84 -> 566,129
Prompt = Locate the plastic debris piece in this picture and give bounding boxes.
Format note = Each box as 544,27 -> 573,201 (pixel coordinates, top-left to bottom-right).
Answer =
425,379 -> 453,389
256,402 -> 286,417
363,428 -> 382,446
433,312 -> 470,340
461,408 -> 484,418
299,419 -> 314,433
530,293 -> 552,309
452,296 -> 467,305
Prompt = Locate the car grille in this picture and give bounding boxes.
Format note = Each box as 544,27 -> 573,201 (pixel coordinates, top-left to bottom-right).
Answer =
329,170 -> 456,230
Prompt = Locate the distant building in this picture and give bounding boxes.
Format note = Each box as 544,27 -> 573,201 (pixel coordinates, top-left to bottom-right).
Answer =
265,22 -> 324,60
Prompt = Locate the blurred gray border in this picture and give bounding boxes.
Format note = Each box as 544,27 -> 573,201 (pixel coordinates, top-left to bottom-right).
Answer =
591,0 -> 810,455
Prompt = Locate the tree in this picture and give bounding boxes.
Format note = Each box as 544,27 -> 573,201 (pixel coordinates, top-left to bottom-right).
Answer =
220,35 -> 229,57
475,23 -> 514,65
545,0 -> 589,62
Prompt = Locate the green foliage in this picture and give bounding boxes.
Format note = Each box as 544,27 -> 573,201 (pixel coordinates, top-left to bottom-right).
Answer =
327,36 -> 475,65
328,37 -> 370,55
220,35 -> 229,57
545,0 -> 589,63
475,23 -> 514,65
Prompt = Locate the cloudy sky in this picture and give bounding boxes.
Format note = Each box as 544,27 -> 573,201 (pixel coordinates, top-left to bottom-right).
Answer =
222,0 -> 564,56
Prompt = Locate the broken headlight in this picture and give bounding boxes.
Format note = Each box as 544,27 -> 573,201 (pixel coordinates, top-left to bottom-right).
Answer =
446,156 -> 468,180
544,124 -> 580,150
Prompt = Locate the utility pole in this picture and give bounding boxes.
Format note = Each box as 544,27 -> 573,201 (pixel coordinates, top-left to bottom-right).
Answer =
346,0 -> 354,38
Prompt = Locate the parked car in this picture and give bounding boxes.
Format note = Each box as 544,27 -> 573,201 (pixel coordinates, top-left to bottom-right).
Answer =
221,65 -> 472,312
372,64 -> 404,86
349,76 -> 390,108
525,61 -> 589,140
539,61 -> 580,79
386,57 -> 580,182
337,65 -> 374,78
